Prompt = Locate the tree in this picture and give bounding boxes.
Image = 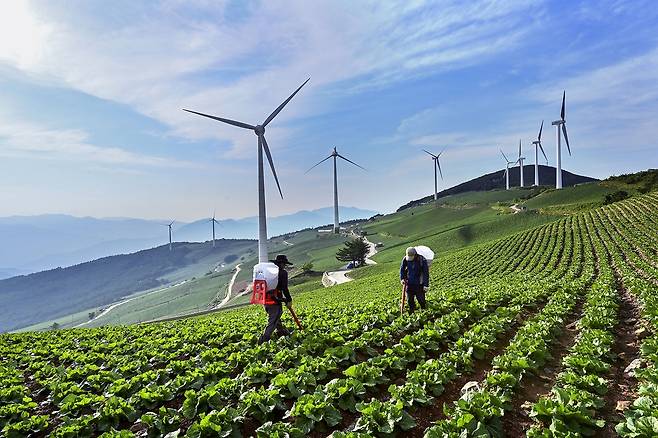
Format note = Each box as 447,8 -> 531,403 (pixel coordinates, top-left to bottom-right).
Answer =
301,262 -> 314,273
336,237 -> 369,267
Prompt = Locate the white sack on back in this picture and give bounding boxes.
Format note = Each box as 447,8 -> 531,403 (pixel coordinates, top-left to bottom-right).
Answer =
253,262 -> 279,290
415,245 -> 435,266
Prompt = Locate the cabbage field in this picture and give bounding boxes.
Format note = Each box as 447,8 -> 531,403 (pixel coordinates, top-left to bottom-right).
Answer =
1,192 -> 657,437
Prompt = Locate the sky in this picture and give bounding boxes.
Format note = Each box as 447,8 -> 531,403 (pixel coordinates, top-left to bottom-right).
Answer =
0,0 -> 657,221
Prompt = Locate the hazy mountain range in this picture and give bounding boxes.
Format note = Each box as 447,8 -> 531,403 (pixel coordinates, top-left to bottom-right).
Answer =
0,206 -> 377,278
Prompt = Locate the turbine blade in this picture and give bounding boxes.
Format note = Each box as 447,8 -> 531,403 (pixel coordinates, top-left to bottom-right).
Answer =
538,142 -> 548,162
503,168 -> 508,177
562,124 -> 571,156
304,155 -> 332,174
560,91 -> 566,120
436,158 -> 443,180
260,135 -> 284,198
262,78 -> 310,127
337,153 -> 366,171
500,149 -> 510,163
438,148 -> 445,157
518,139 -> 521,158
182,109 -> 254,130
538,120 -> 543,141
423,149 -> 437,158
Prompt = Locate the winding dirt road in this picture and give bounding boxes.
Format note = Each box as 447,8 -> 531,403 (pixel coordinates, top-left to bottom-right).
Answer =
324,233 -> 378,286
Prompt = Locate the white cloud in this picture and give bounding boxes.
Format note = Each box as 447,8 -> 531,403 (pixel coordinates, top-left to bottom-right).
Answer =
0,117 -> 199,168
0,0 -> 543,157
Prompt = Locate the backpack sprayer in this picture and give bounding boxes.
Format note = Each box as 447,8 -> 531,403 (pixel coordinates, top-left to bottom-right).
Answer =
251,262 -> 303,330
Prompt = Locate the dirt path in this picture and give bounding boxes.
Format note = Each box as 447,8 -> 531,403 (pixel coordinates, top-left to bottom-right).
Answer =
216,263 -> 241,308
74,280 -> 188,327
323,232 -> 379,287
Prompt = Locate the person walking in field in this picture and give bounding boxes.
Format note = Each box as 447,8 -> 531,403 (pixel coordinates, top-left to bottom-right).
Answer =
258,254 -> 294,344
400,247 -> 429,313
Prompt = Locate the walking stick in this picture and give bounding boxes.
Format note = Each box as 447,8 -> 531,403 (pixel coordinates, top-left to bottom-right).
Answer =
287,304 -> 303,330
400,280 -> 407,315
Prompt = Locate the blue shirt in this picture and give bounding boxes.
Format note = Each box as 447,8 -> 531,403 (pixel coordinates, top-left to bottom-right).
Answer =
400,255 -> 429,287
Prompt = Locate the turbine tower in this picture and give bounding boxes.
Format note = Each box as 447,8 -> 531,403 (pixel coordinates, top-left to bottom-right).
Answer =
209,211 -> 220,248
163,220 -> 174,252
516,140 -> 526,188
500,149 -> 515,190
423,149 -> 444,201
184,79 -> 310,262
306,147 -> 365,234
552,91 -> 572,189
531,121 -> 548,186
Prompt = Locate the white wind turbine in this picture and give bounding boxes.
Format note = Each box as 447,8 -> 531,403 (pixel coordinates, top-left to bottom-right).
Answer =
184,79 -> 310,262
500,149 -> 515,190
163,220 -> 174,252
531,121 -> 548,186
552,91 -> 572,189
516,139 -> 526,188
306,147 -> 365,234
209,211 -> 220,248
422,149 -> 444,201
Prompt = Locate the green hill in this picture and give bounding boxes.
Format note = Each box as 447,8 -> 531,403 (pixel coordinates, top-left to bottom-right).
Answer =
0,239 -> 256,332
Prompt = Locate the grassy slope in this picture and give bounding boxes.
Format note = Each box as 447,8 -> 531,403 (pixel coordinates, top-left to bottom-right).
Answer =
19,173 -> 655,331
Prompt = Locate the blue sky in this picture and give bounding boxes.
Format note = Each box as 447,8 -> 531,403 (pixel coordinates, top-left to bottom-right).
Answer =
0,0 -> 656,221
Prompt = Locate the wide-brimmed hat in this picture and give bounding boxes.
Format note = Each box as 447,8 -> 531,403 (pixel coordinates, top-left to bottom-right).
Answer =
270,254 -> 293,266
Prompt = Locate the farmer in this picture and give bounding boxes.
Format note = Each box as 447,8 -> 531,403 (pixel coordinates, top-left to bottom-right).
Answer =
400,247 -> 429,313
258,254 -> 293,344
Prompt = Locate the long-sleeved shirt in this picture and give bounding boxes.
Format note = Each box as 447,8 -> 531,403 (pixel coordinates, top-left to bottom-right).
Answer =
400,255 -> 429,287
274,268 -> 292,303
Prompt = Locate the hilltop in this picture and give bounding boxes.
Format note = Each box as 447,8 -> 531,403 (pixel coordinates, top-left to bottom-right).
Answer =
397,165 -> 597,211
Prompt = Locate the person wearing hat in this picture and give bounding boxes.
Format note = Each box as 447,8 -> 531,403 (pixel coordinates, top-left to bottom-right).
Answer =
258,254 -> 294,344
400,247 -> 429,313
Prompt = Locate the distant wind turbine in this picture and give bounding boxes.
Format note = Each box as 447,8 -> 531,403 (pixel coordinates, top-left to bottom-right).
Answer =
500,149 -> 515,190
306,147 -> 365,234
163,220 -> 174,252
531,121 -> 548,186
209,211 -> 220,248
183,78 -> 310,262
552,91 -> 572,189
423,149 -> 444,201
516,140 -> 526,188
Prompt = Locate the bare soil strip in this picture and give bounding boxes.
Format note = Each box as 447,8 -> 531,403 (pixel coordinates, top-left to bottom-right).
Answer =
598,269 -> 643,437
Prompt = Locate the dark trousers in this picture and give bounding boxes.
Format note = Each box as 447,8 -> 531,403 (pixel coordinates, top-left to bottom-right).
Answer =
406,284 -> 427,314
258,304 -> 290,344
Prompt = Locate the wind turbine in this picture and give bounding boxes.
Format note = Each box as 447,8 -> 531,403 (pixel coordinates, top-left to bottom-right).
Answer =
552,91 -> 572,189
209,211 -> 220,248
500,149 -> 515,190
163,220 -> 174,252
516,140 -> 526,188
531,121 -> 548,186
422,149 -> 444,201
306,147 -> 365,234
183,78 -> 310,262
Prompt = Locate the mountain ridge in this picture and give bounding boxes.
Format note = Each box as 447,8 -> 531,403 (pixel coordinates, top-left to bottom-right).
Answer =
397,165 -> 597,211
